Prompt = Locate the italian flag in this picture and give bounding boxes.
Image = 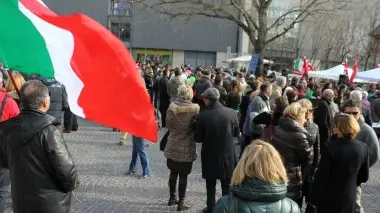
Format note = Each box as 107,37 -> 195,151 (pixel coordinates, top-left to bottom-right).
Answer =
0,0 -> 157,141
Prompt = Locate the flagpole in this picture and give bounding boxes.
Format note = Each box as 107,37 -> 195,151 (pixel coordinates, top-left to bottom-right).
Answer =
7,69 -> 20,97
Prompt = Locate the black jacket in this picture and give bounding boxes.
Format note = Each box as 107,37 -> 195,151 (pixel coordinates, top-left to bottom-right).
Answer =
40,78 -> 69,125
272,117 -> 311,200
306,122 -> 320,169
314,98 -> 333,147
0,110 -> 78,213
195,76 -> 213,111
214,85 -> 227,106
225,92 -> 241,111
194,102 -> 239,180
308,139 -> 369,213
240,90 -> 253,130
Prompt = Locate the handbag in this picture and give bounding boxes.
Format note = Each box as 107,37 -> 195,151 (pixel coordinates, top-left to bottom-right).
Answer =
159,129 -> 169,151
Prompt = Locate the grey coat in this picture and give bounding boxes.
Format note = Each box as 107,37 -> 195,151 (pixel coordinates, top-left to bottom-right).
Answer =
165,100 -> 200,163
249,93 -> 271,135
356,116 -> 379,167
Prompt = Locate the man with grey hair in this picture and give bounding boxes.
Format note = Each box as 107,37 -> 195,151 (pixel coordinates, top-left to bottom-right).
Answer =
248,81 -> 272,142
195,88 -> 239,213
269,76 -> 286,107
350,90 -> 372,126
314,89 -> 334,151
0,80 -> 78,213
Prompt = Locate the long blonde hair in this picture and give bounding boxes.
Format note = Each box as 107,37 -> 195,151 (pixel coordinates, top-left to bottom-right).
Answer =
298,99 -> 313,123
231,140 -> 288,186
5,72 -> 26,93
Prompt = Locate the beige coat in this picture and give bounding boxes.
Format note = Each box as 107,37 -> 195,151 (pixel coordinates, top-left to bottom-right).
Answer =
164,100 -> 200,163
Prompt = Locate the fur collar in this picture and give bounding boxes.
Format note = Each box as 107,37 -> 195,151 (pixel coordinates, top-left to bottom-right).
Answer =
169,101 -> 200,114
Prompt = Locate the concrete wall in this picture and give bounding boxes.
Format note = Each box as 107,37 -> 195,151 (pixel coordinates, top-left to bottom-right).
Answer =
131,3 -> 239,53
43,0 -> 109,27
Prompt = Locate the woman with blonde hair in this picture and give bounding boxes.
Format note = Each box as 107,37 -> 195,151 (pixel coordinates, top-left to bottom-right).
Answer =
5,72 -> 26,106
213,140 -> 300,213
306,114 -> 369,213
165,84 -> 200,211
271,102 -> 310,207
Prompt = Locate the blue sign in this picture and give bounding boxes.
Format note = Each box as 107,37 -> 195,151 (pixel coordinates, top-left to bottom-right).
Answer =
248,53 -> 260,74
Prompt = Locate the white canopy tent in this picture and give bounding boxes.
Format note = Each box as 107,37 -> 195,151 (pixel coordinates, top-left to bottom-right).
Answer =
308,65 -> 353,81
356,68 -> 380,82
222,55 -> 274,64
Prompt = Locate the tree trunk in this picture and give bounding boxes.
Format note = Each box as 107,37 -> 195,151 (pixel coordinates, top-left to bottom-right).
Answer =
253,39 -> 266,77
364,53 -> 370,70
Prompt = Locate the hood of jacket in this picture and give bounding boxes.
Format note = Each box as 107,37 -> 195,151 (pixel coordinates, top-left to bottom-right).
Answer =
232,179 -> 287,202
168,100 -> 200,115
170,76 -> 183,86
198,75 -> 211,83
5,110 -> 55,144
278,117 -> 307,134
39,78 -> 59,86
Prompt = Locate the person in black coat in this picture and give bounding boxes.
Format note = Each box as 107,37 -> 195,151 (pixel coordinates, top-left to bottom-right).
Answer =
239,81 -> 257,131
195,70 -> 213,111
144,68 -> 154,103
158,69 -> 170,127
314,89 -> 334,152
225,80 -> 241,111
0,80 -> 78,213
271,102 -> 311,207
194,88 -> 240,213
38,77 -> 69,131
306,114 -> 369,213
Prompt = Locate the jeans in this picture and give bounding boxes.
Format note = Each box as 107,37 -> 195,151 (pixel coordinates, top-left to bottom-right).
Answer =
356,186 -> 364,213
205,179 -> 231,212
128,136 -> 150,176
0,169 -> 10,213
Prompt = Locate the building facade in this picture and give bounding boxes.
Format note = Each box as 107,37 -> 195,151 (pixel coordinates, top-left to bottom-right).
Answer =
43,0 -> 239,68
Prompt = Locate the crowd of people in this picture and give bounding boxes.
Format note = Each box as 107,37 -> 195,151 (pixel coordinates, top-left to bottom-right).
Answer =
138,62 -> 380,213
1,60 -> 380,213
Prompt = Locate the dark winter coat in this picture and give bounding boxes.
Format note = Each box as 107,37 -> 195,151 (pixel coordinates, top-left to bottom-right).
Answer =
213,179 -> 300,213
194,102 -> 239,180
226,92 -> 241,111
271,117 -> 311,200
223,79 -> 232,93
308,138 -> 369,213
215,85 -> 227,106
314,98 -> 333,148
195,75 -> 213,110
158,76 -> 170,126
40,78 -> 69,125
0,110 -> 78,213
306,122 -> 320,169
239,90 -> 253,130
165,100 -> 200,163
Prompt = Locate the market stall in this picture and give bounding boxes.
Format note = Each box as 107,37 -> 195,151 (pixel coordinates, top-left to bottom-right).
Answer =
356,68 -> 380,82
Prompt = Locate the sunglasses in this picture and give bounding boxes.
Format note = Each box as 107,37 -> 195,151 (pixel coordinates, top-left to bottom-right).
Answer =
344,111 -> 359,115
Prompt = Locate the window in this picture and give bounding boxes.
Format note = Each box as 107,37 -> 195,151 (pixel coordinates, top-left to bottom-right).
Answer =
110,23 -> 131,43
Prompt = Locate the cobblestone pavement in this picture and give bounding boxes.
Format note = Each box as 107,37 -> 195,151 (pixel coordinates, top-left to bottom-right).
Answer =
5,119 -> 380,212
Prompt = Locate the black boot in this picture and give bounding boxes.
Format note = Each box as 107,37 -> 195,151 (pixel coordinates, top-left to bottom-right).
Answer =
177,179 -> 191,211
168,176 -> 179,206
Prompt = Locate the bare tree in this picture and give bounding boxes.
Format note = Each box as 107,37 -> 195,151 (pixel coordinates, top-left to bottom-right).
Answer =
133,0 -> 347,74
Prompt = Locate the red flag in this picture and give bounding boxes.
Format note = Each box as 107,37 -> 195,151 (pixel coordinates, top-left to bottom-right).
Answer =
302,56 -> 309,77
343,59 -> 349,75
349,56 -> 359,83
21,0 -> 157,142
